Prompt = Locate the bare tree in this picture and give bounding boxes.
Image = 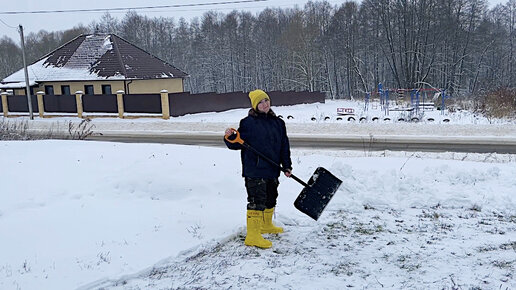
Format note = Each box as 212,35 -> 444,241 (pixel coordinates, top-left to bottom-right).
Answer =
1,0 -> 514,98
0,37 -> 22,79
90,12 -> 119,34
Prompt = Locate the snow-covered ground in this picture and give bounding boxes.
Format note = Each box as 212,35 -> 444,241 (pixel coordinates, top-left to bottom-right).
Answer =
1,100 -> 515,289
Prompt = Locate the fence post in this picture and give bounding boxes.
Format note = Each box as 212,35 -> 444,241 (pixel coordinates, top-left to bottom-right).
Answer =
1,92 -> 8,117
160,89 -> 170,120
75,91 -> 84,118
36,91 -> 45,118
116,90 -> 125,119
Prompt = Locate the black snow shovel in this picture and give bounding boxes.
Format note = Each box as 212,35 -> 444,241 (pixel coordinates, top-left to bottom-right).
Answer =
225,129 -> 342,221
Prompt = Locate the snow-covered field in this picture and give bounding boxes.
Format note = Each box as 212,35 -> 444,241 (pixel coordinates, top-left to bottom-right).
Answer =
1,100 -> 515,289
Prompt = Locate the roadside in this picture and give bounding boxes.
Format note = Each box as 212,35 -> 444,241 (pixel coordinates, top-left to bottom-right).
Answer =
4,116 -> 516,153
5,117 -> 516,137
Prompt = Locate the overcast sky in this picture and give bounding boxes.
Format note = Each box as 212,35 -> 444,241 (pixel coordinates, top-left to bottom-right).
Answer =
0,0 -> 509,43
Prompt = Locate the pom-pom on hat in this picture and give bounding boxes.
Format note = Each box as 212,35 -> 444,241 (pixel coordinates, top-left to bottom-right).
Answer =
248,89 -> 270,110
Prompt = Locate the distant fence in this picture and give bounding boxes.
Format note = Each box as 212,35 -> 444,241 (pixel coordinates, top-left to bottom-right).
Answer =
0,90 -> 325,119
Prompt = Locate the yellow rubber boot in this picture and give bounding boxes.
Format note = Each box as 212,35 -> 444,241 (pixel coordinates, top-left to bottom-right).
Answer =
244,210 -> 272,249
261,207 -> 284,234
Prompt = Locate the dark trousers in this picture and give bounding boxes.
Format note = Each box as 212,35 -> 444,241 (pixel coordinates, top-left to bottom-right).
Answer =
244,177 -> 279,211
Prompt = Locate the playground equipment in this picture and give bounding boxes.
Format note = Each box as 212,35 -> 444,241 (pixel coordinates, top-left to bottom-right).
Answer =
365,84 -> 445,116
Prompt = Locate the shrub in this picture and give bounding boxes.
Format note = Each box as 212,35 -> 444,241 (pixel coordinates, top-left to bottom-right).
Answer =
0,119 -> 32,140
1,119 -> 94,140
476,87 -> 516,119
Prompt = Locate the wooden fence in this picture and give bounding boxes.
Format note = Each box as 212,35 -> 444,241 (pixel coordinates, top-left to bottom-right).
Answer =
0,90 -> 325,119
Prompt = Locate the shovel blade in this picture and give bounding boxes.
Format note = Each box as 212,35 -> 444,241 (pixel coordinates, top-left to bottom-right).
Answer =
294,167 -> 342,221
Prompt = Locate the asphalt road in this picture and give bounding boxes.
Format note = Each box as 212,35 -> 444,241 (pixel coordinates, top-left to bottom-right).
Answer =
87,132 -> 516,154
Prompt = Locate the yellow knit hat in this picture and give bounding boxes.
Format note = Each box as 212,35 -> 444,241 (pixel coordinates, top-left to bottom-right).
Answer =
248,89 -> 270,110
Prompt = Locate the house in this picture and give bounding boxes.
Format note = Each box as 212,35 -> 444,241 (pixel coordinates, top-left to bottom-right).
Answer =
0,34 -> 188,96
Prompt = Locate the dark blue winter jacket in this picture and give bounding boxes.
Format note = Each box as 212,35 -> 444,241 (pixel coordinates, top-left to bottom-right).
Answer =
224,109 -> 292,179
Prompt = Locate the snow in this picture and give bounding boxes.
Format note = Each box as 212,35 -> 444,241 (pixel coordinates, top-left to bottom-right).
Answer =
3,56 -> 125,84
0,80 -> 37,89
1,99 -> 515,289
2,35 -> 124,84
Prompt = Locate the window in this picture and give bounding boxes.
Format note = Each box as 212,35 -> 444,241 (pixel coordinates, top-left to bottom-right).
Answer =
61,85 -> 71,95
101,84 -> 112,95
84,85 -> 94,95
45,85 -> 54,95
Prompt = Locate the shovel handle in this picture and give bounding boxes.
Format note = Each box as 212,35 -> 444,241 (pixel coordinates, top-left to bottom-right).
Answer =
287,172 -> 309,187
225,128 -> 308,187
224,128 -> 245,145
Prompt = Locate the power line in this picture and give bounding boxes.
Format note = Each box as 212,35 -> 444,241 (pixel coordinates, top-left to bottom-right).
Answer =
103,2 -> 304,15
0,0 -> 267,15
0,17 -> 17,29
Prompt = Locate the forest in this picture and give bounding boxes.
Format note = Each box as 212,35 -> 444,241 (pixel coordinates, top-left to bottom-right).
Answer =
0,0 -> 515,100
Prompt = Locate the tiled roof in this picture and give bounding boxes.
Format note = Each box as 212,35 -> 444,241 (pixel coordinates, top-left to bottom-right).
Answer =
1,34 -> 188,84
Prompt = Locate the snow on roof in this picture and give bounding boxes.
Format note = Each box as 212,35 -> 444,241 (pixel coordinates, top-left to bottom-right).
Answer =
1,34 -> 188,87
0,80 -> 36,89
2,55 -> 126,84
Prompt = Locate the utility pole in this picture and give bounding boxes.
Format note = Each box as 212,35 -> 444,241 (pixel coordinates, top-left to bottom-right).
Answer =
19,25 -> 33,120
